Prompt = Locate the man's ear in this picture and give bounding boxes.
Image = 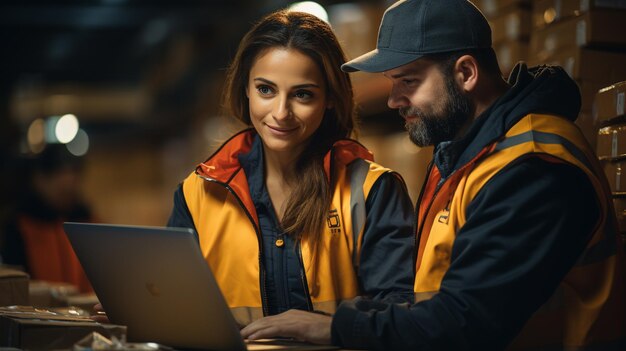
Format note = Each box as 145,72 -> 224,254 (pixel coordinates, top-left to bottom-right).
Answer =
454,55 -> 479,93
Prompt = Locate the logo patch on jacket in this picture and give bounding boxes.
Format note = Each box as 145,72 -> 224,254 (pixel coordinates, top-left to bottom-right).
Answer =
438,209 -> 450,224
327,209 -> 341,235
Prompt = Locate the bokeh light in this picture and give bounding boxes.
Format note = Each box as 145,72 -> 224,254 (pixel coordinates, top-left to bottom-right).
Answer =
65,128 -> 89,156
55,114 -> 80,144
27,118 -> 46,153
288,1 -> 328,23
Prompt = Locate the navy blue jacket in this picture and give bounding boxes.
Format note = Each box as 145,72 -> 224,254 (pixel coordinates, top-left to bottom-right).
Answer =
330,65 -> 602,350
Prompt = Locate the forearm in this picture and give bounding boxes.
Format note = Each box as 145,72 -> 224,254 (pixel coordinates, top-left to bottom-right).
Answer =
332,297 -> 436,351
358,172 -> 415,303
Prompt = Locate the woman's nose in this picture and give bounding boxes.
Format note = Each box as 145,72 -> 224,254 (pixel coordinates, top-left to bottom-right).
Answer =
272,96 -> 291,120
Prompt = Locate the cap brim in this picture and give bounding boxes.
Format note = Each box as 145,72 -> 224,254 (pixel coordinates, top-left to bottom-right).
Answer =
341,48 -> 423,73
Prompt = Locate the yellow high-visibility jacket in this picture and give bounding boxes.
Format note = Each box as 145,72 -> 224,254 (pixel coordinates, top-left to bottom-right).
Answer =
415,113 -> 625,350
329,65 -> 626,351
172,130 -> 415,325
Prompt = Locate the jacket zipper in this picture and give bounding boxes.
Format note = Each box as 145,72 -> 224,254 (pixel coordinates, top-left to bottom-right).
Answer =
198,174 -> 270,316
415,165 -> 452,248
297,244 -> 314,311
415,151 -> 488,253
414,161 -> 435,258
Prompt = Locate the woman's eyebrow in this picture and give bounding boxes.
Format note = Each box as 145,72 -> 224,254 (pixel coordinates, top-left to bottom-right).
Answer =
253,77 -> 276,86
292,83 -> 321,89
254,77 -> 321,90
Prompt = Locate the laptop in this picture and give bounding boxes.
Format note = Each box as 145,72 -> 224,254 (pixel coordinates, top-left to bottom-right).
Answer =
63,222 -> 338,351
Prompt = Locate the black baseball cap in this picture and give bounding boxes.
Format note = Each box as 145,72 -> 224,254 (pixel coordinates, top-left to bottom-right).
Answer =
341,0 -> 492,73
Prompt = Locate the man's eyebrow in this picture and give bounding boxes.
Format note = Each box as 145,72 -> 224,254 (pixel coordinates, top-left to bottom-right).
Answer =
384,70 -> 417,79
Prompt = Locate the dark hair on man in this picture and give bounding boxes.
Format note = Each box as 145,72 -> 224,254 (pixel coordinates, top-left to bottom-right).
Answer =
427,48 -> 502,78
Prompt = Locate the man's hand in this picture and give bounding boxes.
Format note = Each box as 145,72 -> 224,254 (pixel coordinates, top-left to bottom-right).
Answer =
240,309 -> 332,345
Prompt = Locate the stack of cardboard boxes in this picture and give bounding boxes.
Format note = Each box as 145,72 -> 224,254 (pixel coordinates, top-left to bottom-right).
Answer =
0,267 -> 29,307
0,269 -> 120,349
472,0 -> 626,147
474,0 -> 532,76
471,1 -> 626,244
595,81 -> 626,243
528,0 -> 626,146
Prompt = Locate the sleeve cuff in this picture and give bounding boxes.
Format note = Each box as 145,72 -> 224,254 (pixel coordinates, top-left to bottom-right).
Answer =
331,300 -> 359,347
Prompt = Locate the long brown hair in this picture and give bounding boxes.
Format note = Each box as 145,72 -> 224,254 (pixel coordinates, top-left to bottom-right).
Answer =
222,10 -> 357,246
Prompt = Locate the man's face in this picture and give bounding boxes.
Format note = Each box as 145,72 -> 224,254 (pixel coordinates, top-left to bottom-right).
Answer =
383,58 -> 473,147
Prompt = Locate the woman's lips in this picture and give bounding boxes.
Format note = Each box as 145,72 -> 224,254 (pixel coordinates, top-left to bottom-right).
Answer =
266,124 -> 299,135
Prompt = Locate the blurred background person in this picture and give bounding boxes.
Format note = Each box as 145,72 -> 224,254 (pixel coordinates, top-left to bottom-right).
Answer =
0,144 -> 93,292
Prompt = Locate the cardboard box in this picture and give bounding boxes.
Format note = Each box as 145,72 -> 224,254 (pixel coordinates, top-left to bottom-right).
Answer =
532,0 -> 626,29
494,40 -> 528,75
474,0 -> 530,18
576,111 -> 597,148
613,197 -> 626,232
602,160 -> 626,193
597,123 -> 626,158
0,306 -> 126,349
575,81 -> 613,142
0,267 -> 29,307
63,293 -> 100,314
528,48 -> 626,84
594,81 -> 626,123
578,80 -> 605,113
328,3 -> 382,66
29,280 -> 79,308
489,8 -> 532,44
530,10 -> 626,57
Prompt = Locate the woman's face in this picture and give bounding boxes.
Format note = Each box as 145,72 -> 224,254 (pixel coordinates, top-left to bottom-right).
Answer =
247,47 -> 329,156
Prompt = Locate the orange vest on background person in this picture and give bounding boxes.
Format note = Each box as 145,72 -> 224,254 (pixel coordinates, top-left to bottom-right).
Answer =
18,215 -> 93,293
415,114 -> 626,350
181,130 -> 395,326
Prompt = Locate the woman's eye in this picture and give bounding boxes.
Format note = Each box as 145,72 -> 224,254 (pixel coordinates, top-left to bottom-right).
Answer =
294,90 -> 313,100
257,85 -> 274,96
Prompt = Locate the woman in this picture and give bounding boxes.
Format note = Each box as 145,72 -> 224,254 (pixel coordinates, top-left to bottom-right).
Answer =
167,10 -> 414,326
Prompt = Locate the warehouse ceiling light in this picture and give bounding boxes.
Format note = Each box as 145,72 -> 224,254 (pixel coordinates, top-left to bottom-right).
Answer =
288,1 -> 328,23
66,128 -> 89,156
55,113 -> 80,144
27,118 -> 46,153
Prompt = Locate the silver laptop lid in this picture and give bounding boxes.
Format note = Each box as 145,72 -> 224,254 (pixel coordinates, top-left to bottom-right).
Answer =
63,222 -> 246,350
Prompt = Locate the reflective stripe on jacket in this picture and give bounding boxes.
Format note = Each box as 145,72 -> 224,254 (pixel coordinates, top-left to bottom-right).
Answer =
415,114 -> 626,349
181,129 -> 394,325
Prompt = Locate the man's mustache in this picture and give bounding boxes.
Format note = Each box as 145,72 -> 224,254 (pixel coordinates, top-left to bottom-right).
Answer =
400,107 -> 421,119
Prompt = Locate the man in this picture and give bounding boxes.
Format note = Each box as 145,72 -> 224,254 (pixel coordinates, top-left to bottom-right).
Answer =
241,0 -> 626,349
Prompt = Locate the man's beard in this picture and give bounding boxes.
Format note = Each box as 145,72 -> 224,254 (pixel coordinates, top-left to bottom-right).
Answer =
401,74 -> 474,147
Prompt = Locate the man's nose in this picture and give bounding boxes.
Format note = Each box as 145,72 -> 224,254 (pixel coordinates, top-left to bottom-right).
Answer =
387,84 -> 408,109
